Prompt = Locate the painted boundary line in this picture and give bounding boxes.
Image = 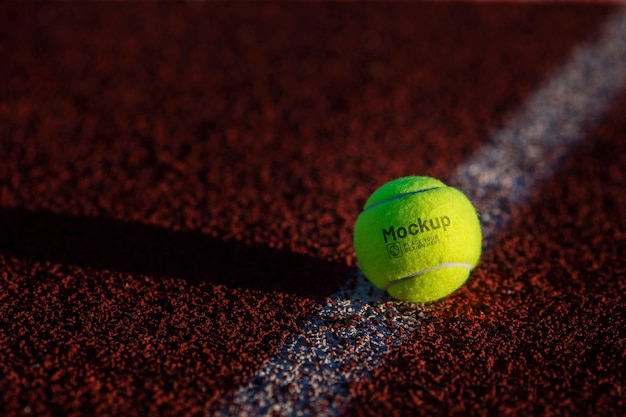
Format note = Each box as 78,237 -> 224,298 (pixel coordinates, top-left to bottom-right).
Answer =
455,6 -> 626,237
216,7 -> 626,417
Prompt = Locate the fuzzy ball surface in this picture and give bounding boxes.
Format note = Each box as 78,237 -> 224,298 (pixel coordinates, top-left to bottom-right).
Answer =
353,176 -> 482,303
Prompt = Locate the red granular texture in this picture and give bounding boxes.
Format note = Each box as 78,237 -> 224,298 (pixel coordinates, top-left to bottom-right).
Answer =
1,3 -> 611,259
0,2 -> 620,416
0,260 -> 319,416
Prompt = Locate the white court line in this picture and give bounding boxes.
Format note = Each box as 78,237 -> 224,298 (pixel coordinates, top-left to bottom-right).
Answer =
216,7 -> 626,417
455,6 -> 626,237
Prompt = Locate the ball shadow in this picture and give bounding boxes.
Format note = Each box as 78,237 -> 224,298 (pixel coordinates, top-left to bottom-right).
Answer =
0,207 -> 350,300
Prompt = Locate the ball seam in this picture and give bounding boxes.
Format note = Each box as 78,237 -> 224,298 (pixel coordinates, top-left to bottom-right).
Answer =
383,262 -> 473,291
363,186 -> 443,211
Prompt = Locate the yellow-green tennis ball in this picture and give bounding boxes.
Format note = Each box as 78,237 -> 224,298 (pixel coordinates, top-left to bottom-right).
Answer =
353,176 -> 482,303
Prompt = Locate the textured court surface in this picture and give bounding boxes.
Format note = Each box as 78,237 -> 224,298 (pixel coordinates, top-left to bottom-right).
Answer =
1,3 -> 625,416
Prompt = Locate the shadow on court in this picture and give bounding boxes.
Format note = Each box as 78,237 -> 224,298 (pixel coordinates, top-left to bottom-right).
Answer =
0,207 -> 350,300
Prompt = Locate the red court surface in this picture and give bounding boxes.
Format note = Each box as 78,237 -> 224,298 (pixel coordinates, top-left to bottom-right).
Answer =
1,3 -> 625,416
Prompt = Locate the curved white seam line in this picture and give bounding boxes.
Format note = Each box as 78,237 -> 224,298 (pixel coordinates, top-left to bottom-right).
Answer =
363,187 -> 441,212
383,262 -> 473,291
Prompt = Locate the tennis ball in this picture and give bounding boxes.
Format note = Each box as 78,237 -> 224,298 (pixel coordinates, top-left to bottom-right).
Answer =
353,176 -> 482,303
